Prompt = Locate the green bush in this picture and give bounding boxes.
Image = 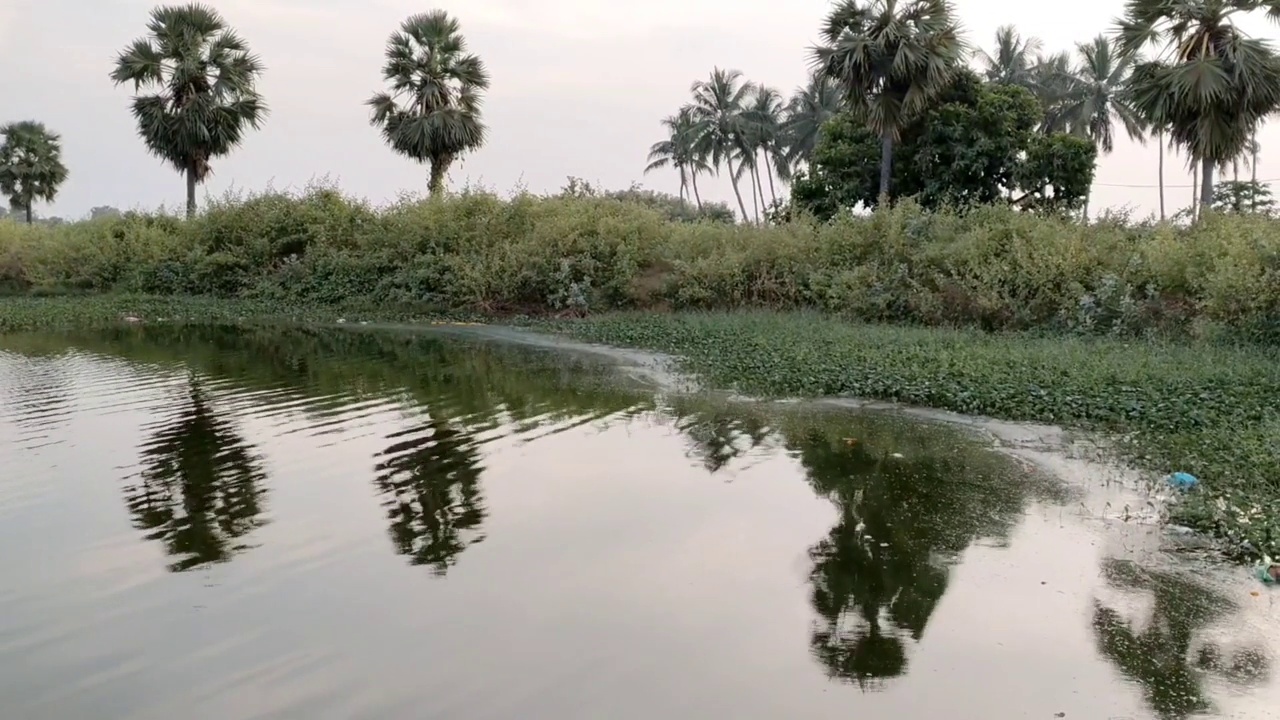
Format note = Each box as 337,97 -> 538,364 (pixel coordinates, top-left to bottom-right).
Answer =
3,184 -> 1280,343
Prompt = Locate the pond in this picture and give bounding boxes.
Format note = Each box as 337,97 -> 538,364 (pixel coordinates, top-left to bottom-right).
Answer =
0,324 -> 1276,720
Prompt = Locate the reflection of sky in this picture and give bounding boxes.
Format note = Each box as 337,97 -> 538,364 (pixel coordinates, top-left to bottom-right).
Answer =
0,348 -> 1277,719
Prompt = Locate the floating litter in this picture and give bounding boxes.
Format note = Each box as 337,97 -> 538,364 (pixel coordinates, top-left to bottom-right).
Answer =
1165,471 -> 1199,490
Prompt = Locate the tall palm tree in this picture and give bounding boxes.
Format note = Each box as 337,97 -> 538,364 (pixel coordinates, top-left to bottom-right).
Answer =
744,85 -> 787,208
1030,50 -> 1080,134
811,0 -> 967,200
1117,0 -> 1280,211
1060,35 -> 1148,219
977,25 -> 1043,88
368,11 -> 490,197
0,121 -> 69,224
110,3 -> 266,218
781,74 -> 844,175
644,107 -> 709,208
688,68 -> 753,221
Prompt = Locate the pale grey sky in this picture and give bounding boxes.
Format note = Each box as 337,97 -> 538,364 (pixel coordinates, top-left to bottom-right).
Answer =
2,0 -> 1277,219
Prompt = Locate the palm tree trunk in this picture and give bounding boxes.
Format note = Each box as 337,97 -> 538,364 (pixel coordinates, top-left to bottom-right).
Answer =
726,158 -> 750,222
1200,157 -> 1214,213
764,154 -> 779,207
186,163 -> 198,219
24,202 -> 32,225
691,173 -> 703,210
1191,163 -> 1199,220
1157,132 -> 1165,221
429,156 -> 452,198
1083,194 -> 1089,224
1252,130 -> 1259,213
750,166 -> 761,224
678,168 -> 689,206
878,134 -> 894,202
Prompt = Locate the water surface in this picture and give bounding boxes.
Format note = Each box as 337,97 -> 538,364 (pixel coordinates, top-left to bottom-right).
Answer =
0,325 -> 1276,719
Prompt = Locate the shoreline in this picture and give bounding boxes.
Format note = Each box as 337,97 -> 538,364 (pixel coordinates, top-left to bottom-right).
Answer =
0,295 -> 1275,562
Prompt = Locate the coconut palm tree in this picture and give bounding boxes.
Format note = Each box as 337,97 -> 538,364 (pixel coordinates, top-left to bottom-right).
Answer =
743,85 -> 787,208
0,121 -> 69,224
109,3 -> 266,218
977,25 -> 1043,88
688,68 -> 753,221
644,107 -> 710,208
1030,50 -> 1081,134
368,11 -> 490,197
1117,0 -> 1280,211
1059,35 -> 1148,219
810,0 -> 967,200
781,74 -> 844,175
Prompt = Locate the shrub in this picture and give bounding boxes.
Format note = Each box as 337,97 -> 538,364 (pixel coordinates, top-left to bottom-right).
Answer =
3,185 -> 1280,344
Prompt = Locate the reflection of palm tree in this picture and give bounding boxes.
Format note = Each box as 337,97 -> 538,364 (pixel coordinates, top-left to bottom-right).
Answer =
1092,558 -> 1270,720
792,424 -> 1030,687
372,416 -> 486,575
676,410 -> 771,474
124,379 -> 268,572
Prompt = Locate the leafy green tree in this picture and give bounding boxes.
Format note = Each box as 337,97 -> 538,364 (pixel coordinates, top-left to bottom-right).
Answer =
645,107 -> 710,209
977,25 -> 1043,88
368,11 -> 490,197
0,121 -> 69,224
789,70 -> 1096,217
688,68 -> 754,222
810,0 -> 967,200
110,3 -> 267,218
124,379 -> 269,572
780,73 -> 844,175
1212,179 -> 1275,214
1117,0 -> 1280,210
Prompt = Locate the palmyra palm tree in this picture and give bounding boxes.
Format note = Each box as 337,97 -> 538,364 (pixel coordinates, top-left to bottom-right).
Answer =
1117,0 -> 1280,210
110,3 -> 266,217
810,0 -> 968,200
367,11 -> 490,197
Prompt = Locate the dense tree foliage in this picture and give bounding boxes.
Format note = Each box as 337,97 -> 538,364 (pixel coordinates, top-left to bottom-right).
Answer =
0,121 -> 69,224
110,3 -> 267,217
788,70 -> 1096,219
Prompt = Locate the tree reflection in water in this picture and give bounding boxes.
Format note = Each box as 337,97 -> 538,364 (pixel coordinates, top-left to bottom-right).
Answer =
372,415 -> 487,576
1092,558 -> 1270,720
787,419 -> 1038,689
124,378 -> 268,572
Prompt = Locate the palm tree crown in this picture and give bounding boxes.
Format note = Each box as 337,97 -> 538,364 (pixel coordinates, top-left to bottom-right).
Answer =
368,10 -> 491,197
109,3 -> 266,217
1116,0 -> 1280,207
0,121 -> 69,224
810,0 -> 968,198
781,73 -> 845,174
688,68 -> 755,221
978,25 -> 1043,88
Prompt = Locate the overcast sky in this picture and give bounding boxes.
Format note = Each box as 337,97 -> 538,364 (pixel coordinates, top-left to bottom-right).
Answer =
2,0 -> 1278,219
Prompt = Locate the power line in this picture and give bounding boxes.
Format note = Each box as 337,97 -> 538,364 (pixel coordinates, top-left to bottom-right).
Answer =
1094,178 -> 1280,188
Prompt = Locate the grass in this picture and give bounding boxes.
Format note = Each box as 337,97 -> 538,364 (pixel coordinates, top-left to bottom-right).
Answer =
554,311 -> 1280,559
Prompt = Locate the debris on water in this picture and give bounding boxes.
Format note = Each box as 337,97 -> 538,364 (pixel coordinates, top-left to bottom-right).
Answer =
122,315 -> 141,323
844,437 -> 858,446
1256,556 -> 1280,584
1165,471 -> 1199,490
1167,524 -> 1195,535
890,452 -> 905,459
336,318 -> 346,324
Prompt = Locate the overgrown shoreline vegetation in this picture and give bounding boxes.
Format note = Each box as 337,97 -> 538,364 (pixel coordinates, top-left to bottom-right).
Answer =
1,188 -> 1279,559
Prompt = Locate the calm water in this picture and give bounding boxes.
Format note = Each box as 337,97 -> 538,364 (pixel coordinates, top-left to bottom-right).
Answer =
1,325 -> 1276,720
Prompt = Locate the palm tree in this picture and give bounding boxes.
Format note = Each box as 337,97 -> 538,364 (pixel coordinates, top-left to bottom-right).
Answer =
1030,50 -> 1081,134
1117,0 -> 1280,211
0,121 -> 69,224
743,85 -> 787,208
644,107 -> 709,208
368,11 -> 490,197
811,0 -> 967,200
110,3 -> 266,218
1060,35 -> 1148,220
977,25 -> 1043,88
688,68 -> 754,221
781,74 -> 844,174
